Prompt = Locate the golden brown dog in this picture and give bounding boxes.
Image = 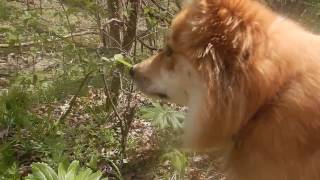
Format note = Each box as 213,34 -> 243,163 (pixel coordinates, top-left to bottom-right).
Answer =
130,0 -> 320,179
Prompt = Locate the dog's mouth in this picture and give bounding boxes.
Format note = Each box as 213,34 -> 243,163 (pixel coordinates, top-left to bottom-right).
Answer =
133,79 -> 169,100
140,88 -> 169,100
153,92 -> 169,99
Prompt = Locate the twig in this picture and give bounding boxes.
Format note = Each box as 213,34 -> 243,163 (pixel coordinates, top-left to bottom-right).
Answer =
149,0 -> 174,16
58,71 -> 93,122
102,74 -> 124,128
138,38 -> 158,51
102,73 -> 127,158
149,0 -> 166,11
102,30 -> 123,50
0,31 -> 97,48
58,1 -> 75,43
106,18 -> 124,25
123,38 -> 137,132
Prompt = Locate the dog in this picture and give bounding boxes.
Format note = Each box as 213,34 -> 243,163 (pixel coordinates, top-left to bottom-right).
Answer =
130,0 -> 320,179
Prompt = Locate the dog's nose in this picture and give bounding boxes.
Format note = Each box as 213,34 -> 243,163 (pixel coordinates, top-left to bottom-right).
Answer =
129,67 -> 135,77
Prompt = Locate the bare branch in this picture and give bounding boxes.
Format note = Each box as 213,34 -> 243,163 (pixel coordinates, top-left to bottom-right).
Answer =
102,74 -> 124,124
0,31 -> 97,48
58,71 -> 94,122
149,0 -> 166,11
138,38 -> 158,51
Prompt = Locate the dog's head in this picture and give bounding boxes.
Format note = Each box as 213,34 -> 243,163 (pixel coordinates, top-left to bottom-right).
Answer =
131,0 -> 264,105
129,42 -> 205,106
131,0 -> 270,149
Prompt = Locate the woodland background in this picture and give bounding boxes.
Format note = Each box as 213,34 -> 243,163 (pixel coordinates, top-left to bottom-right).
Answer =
0,0 -> 319,179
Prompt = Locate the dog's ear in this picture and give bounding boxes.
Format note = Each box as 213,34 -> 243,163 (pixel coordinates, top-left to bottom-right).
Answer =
191,0 -> 263,70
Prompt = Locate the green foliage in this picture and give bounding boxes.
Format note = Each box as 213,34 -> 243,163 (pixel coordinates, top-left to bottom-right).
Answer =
61,0 -> 103,15
0,86 -> 33,128
101,54 -> 133,72
108,160 -> 123,180
66,122 -> 117,163
162,149 -> 188,178
0,85 -> 66,175
25,160 -> 108,180
139,103 -> 185,130
0,145 -> 20,179
143,6 -> 159,26
0,162 -> 20,180
113,54 -> 133,68
0,0 -> 12,20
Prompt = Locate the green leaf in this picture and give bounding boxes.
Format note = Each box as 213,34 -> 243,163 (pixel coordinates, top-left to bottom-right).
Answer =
25,160 -> 105,180
7,32 -> 19,46
25,163 -> 58,180
58,163 -> 67,180
162,149 -> 188,175
116,58 -> 133,68
30,166 -> 47,180
113,54 -> 132,68
36,163 -> 58,180
75,168 -> 92,180
139,103 -> 185,130
65,161 -> 79,180
87,155 -> 98,170
25,174 -> 36,180
0,0 -> 11,20
87,171 -> 102,180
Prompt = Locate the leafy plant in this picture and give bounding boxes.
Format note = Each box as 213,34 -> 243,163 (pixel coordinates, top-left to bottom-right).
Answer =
0,86 -> 33,128
101,54 -> 133,74
139,103 -> 185,129
162,149 -> 188,178
113,54 -> 133,68
25,160 -> 107,180
0,0 -> 12,20
0,144 -> 15,175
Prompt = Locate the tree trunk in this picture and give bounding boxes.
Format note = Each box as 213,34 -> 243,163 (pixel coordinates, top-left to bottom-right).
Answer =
106,0 -> 140,112
122,0 -> 140,52
107,0 -> 121,50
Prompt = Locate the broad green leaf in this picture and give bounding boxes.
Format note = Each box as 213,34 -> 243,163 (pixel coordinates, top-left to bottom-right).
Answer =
25,174 -> 35,180
65,161 -> 79,180
25,160 -> 106,180
34,163 -> 58,180
58,163 -> 67,180
87,171 -> 102,180
30,166 -> 47,180
75,168 -> 92,180
140,103 -> 185,129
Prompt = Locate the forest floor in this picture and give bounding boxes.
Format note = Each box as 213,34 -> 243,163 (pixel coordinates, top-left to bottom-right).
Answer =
0,54 -> 223,179
0,1 -> 224,179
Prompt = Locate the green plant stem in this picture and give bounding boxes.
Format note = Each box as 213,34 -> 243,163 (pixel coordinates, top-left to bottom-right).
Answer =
58,71 -> 93,123
102,73 -> 127,158
106,159 -> 123,180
